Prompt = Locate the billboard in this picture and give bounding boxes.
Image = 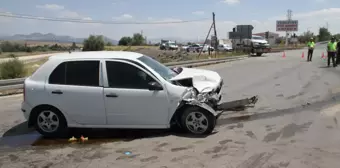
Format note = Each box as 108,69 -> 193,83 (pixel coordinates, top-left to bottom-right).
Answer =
276,20 -> 298,32
229,25 -> 254,39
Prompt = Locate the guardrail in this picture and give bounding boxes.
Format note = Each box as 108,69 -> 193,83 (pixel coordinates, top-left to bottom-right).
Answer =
0,56 -> 247,92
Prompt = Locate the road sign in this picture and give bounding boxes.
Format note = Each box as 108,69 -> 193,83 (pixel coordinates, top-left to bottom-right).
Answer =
276,20 -> 298,32
229,25 -> 253,39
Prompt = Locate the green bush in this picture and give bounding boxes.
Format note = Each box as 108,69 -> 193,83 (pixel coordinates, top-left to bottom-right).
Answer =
0,58 -> 25,79
83,35 -> 105,51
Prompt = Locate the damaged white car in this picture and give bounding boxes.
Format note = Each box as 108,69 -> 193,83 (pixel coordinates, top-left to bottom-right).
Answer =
21,51 -> 258,137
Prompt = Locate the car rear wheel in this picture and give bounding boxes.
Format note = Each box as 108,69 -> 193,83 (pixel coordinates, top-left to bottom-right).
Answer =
35,107 -> 68,138
180,106 -> 216,135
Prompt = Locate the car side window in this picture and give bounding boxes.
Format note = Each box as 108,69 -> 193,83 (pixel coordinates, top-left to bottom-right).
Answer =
48,60 -> 100,87
49,62 -> 66,85
106,61 -> 156,89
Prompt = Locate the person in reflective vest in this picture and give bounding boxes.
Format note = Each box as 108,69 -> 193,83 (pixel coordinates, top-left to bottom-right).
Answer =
307,38 -> 315,62
327,37 -> 337,67
337,39 -> 340,65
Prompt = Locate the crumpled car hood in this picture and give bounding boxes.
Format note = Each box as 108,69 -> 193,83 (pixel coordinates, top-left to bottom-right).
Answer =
170,67 -> 222,92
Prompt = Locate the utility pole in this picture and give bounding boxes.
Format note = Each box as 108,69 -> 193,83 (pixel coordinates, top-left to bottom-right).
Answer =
212,12 -> 218,58
285,9 -> 292,47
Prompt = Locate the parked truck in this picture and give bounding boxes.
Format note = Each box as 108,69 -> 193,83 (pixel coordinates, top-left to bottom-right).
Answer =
232,35 -> 271,56
229,25 -> 271,56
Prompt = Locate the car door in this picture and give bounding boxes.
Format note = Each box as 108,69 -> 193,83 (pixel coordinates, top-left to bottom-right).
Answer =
103,60 -> 170,127
45,60 -> 106,125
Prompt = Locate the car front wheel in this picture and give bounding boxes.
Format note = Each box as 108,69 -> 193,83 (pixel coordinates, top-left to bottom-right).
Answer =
35,107 -> 68,138
180,106 -> 216,135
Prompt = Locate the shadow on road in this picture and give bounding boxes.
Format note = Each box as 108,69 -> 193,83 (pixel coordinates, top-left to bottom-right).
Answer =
218,94 -> 340,126
0,122 -> 216,148
319,66 -> 331,68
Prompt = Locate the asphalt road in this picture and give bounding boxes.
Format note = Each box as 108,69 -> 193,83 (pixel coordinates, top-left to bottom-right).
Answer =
1,45 -> 340,168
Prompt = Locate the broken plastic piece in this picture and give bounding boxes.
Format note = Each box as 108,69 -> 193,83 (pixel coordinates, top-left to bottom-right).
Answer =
124,151 -> 132,155
216,96 -> 259,111
68,136 -> 77,142
80,135 -> 88,141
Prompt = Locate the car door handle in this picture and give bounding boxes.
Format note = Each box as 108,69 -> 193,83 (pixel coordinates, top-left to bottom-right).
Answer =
51,90 -> 63,94
106,93 -> 118,98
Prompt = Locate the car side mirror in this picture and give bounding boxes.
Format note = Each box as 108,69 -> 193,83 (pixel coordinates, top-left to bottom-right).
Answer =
148,81 -> 163,91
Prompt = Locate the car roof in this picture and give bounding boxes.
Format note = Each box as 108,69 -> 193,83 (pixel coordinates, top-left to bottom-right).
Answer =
49,51 -> 144,60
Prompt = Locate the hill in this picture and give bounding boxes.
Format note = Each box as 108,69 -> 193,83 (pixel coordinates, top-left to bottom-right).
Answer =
0,33 -> 118,45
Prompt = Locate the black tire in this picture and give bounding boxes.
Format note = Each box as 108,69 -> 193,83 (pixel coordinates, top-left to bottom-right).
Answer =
34,107 -> 68,138
256,53 -> 262,56
180,106 -> 216,135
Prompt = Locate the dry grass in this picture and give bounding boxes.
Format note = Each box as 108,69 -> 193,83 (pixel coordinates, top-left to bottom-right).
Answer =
0,51 -> 61,58
2,40 -> 83,47
24,58 -> 49,76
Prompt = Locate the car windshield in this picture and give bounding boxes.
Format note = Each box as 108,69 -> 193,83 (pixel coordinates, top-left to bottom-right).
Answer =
252,36 -> 264,40
168,42 -> 176,45
138,55 -> 177,81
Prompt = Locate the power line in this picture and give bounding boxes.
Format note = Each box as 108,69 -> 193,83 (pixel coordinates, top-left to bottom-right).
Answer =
0,12 -> 209,25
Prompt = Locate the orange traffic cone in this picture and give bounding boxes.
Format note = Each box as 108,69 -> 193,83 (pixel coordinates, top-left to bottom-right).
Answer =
282,52 -> 286,58
301,52 -> 304,58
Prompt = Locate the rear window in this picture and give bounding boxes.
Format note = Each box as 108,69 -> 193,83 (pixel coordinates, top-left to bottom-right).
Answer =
48,60 -> 100,87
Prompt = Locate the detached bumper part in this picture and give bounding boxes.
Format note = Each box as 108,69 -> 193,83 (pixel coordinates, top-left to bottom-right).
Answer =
216,96 -> 259,111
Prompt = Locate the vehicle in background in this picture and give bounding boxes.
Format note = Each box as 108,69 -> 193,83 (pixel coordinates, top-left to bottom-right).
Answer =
181,45 -> 189,50
187,44 -> 202,52
202,45 -> 215,53
21,51 -> 230,137
160,40 -> 178,50
217,44 -> 233,52
238,35 -> 271,56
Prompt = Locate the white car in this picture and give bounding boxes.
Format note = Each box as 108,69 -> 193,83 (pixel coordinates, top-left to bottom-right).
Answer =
218,44 -> 233,52
202,45 -> 214,52
21,51 -> 226,137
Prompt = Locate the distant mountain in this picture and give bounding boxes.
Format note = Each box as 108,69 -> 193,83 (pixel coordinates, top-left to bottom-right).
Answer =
0,33 -> 118,45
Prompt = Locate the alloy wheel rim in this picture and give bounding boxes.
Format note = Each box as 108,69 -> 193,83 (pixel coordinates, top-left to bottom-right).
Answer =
185,112 -> 208,134
37,110 -> 59,133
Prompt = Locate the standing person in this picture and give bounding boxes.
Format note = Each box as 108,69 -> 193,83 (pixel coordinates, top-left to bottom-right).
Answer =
307,38 -> 315,62
327,37 -> 337,67
337,39 -> 340,65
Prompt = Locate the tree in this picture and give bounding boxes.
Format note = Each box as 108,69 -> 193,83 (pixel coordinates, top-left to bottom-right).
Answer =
83,35 -> 105,51
118,36 -> 132,46
71,42 -> 77,50
106,42 -> 113,46
318,27 -> 331,42
333,34 -> 340,41
298,31 -> 314,43
131,33 -> 145,46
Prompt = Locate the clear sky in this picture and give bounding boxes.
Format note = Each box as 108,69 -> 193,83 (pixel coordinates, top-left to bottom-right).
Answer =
1,0 -> 340,40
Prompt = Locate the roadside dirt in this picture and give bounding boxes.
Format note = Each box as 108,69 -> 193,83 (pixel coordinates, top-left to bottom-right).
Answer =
134,48 -> 215,63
